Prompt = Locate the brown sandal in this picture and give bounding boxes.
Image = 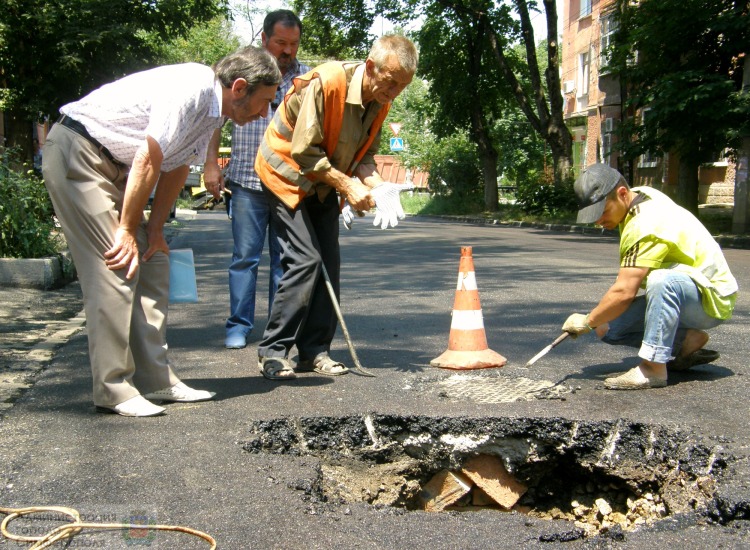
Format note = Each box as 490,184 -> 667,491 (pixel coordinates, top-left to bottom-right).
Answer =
297,353 -> 349,376
259,357 -> 297,380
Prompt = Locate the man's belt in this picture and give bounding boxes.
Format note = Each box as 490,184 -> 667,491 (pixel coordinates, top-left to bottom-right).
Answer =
57,115 -> 121,165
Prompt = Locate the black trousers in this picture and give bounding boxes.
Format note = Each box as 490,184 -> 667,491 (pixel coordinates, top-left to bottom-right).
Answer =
258,186 -> 341,360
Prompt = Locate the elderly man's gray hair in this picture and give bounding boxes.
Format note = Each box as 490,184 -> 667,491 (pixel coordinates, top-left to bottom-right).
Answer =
368,35 -> 418,74
213,46 -> 281,95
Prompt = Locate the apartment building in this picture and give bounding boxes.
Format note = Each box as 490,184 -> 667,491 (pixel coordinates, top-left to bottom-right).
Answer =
560,0 -> 736,204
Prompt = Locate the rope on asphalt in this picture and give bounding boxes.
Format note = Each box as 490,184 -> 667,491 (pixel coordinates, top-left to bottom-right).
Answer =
0,505 -> 216,549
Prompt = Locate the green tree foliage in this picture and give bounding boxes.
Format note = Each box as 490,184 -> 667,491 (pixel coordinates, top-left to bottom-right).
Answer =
415,0 -> 515,211
291,0 -> 378,59
287,0 -> 573,212
379,76 -> 433,153
0,0 -> 228,158
427,0 -> 572,184
418,130 -> 484,206
515,166 -> 576,216
152,16 -> 240,66
230,1 -> 267,44
151,15 -> 241,150
0,149 -> 61,258
610,0 -> 750,213
384,79 -> 481,206
494,107 -> 545,187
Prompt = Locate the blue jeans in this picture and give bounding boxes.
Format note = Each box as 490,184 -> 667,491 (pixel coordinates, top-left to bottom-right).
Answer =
225,183 -> 283,337
602,270 -> 723,363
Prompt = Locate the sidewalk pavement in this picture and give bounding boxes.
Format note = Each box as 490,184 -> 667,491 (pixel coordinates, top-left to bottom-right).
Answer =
0,209 -> 749,548
0,214 -> 188,414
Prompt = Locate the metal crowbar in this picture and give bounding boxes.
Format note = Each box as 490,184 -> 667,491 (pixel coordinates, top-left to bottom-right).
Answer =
320,263 -> 376,377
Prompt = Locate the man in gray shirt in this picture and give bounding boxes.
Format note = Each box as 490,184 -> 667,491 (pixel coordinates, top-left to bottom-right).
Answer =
205,10 -> 310,350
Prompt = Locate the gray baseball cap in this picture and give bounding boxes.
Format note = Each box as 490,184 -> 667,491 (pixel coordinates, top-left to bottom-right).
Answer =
574,164 -> 626,224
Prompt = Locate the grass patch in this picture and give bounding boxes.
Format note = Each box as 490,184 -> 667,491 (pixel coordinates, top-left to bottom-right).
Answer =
401,192 -> 577,225
401,193 -> 483,216
176,196 -> 193,209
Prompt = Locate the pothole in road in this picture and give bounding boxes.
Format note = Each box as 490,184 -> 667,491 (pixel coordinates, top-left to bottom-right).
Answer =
243,415 -> 729,539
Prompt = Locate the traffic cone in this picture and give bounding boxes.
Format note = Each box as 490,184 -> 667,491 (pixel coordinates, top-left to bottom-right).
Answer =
430,246 -> 507,370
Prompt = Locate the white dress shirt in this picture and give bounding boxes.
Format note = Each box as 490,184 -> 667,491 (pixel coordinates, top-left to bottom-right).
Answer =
61,63 -> 224,171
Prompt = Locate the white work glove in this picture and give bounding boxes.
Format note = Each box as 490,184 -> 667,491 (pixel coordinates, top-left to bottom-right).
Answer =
562,313 -> 593,338
342,202 -> 355,230
370,182 -> 412,230
340,201 -> 365,230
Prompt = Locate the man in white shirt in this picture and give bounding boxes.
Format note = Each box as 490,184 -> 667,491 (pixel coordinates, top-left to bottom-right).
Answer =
42,46 -> 281,416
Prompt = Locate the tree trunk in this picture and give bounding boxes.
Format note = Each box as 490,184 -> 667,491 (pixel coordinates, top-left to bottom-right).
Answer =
474,127 -> 499,210
467,16 -> 499,211
441,0 -> 574,196
546,117 -> 574,184
551,150 -> 572,184
676,154 -> 700,215
733,136 -> 750,234
484,2 -> 574,187
469,100 -> 499,210
732,55 -> 750,234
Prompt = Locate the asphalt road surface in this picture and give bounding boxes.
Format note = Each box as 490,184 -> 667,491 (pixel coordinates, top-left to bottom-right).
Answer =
1,211 -> 748,548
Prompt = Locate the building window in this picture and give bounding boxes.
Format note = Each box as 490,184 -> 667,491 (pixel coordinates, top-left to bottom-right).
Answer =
580,0 -> 592,18
638,108 -> 659,168
572,130 -> 587,173
600,118 -> 614,161
599,14 -> 618,74
576,51 -> 590,112
600,134 -> 612,162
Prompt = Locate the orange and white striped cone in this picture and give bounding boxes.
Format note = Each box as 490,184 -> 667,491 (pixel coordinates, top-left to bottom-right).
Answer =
430,246 -> 507,370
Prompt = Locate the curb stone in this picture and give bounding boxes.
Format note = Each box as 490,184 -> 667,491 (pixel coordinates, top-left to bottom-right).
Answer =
0,209 -> 193,290
0,250 -> 76,289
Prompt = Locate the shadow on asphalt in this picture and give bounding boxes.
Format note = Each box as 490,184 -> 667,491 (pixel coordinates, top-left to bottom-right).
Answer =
198,375 -> 334,402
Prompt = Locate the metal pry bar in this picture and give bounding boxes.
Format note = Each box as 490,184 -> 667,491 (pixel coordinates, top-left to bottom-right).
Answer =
320,263 -> 376,377
525,332 -> 570,367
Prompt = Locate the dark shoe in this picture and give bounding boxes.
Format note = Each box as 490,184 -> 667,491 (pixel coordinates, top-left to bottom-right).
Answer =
667,349 -> 720,372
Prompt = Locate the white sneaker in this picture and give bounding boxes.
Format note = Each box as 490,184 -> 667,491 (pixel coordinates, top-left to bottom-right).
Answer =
97,395 -> 166,417
143,381 -> 216,403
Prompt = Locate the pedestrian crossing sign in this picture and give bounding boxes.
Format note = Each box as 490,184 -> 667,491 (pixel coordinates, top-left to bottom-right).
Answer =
390,137 -> 404,151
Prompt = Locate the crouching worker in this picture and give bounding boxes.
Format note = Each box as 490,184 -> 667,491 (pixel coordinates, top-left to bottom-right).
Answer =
562,164 -> 738,390
42,47 -> 281,415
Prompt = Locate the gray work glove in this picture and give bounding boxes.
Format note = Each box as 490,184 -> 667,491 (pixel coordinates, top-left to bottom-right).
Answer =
562,313 -> 593,338
341,201 -> 365,230
370,182 -> 412,230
